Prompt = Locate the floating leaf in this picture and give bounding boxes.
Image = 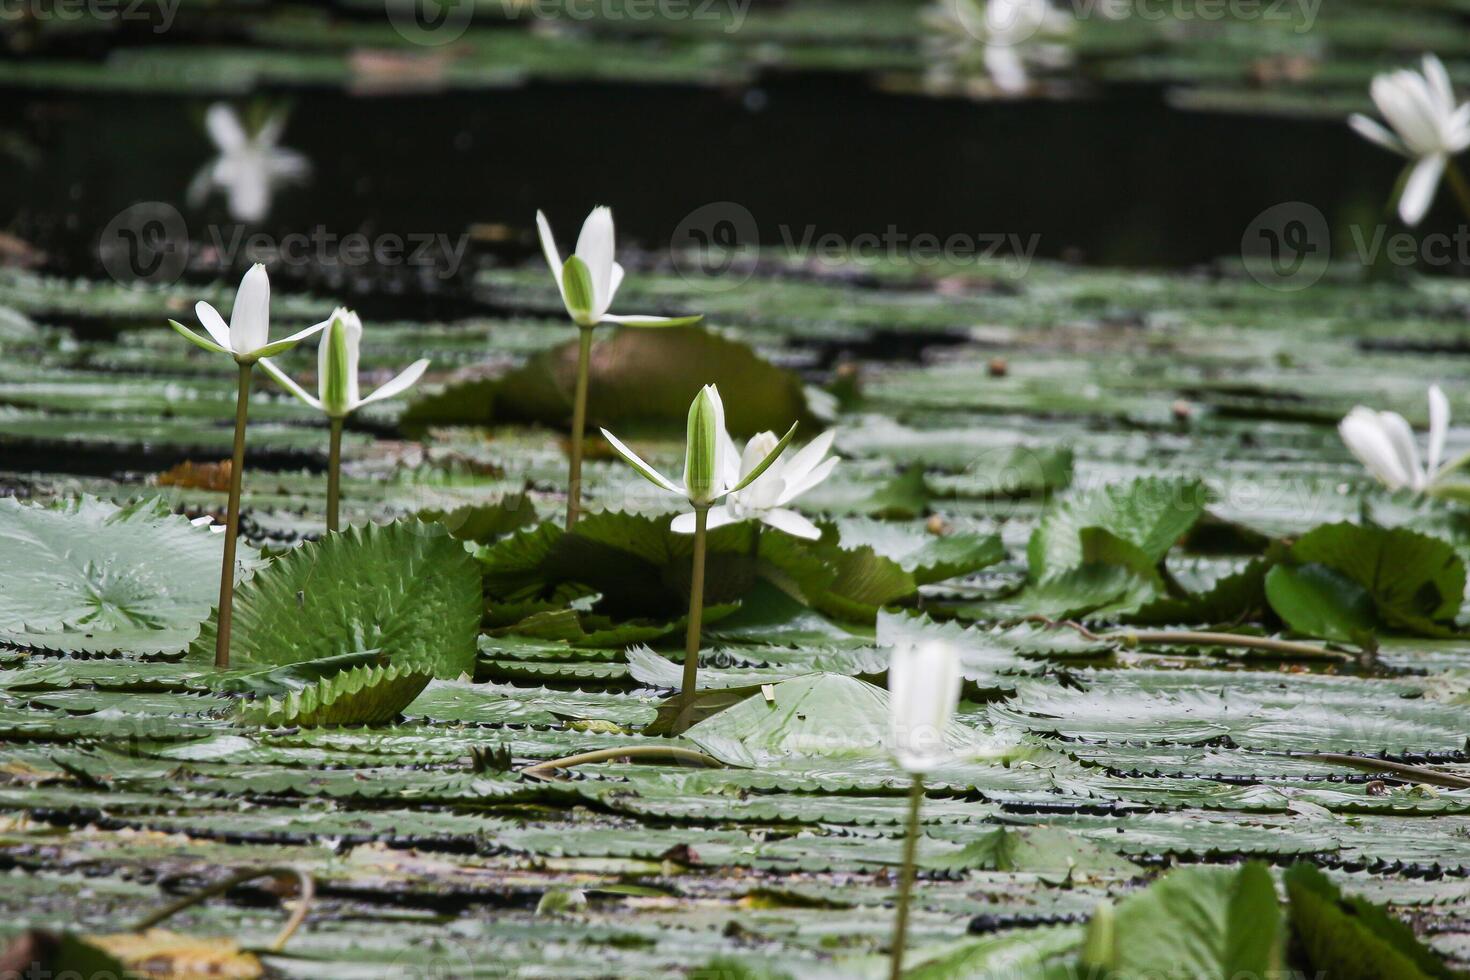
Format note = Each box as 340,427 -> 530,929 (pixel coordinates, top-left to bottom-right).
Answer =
1265,563 -> 1377,643
0,496 -> 259,655
1289,524 -> 1465,636
191,520 -> 481,678
236,661 -> 433,728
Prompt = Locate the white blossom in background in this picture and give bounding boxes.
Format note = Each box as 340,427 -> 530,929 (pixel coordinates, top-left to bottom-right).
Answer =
924,0 -> 1073,95
887,640 -> 963,773
1339,384 -> 1449,493
189,104 -> 310,223
671,429 -> 837,540
1349,55 -> 1470,226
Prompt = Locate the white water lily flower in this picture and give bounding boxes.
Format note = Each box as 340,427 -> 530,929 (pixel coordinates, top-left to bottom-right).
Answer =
670,429 -> 837,540
1339,385 -> 1450,493
601,384 -> 796,508
169,264 -> 327,363
188,104 -> 310,224
888,640 -> 963,774
537,207 -> 703,329
1349,55 -> 1470,225
260,308 -> 429,418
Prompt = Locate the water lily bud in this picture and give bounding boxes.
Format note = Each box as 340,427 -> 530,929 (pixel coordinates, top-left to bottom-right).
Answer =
1079,900 -> 1116,970
887,640 -> 962,773
683,384 -> 727,505
318,308 -> 362,418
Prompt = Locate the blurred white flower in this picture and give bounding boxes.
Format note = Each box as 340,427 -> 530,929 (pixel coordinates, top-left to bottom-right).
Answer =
169,264 -> 326,363
189,104 -> 309,223
1349,55 -> 1470,225
888,640 -> 963,773
927,0 -> 1072,94
260,308 -> 429,418
1339,384 -> 1449,493
537,207 -> 702,329
671,429 -> 836,540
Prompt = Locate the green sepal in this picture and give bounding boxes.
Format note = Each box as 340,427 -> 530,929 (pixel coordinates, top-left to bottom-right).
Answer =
729,421 -> 798,494
169,319 -> 230,356
561,255 -> 596,325
684,387 -> 722,503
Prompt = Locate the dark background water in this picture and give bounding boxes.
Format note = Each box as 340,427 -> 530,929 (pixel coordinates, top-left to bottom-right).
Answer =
0,77 -> 1414,284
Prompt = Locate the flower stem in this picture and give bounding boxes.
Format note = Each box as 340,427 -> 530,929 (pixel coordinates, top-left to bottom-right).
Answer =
521,746 -> 725,778
565,326 -> 595,530
1445,159 -> 1470,225
674,504 -> 711,732
326,416 -> 344,534
215,362 -> 253,670
889,774 -> 925,980
132,866 -> 313,953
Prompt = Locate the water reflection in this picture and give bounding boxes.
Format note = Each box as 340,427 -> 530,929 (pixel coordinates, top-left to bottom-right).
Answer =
187,103 -> 310,224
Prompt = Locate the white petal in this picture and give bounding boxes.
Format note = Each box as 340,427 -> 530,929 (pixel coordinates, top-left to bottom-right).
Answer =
225,166 -> 271,223
608,261 -> 625,306
576,206 -> 616,320
1378,409 -> 1425,489
778,429 -> 836,487
778,455 -> 838,505
536,210 -> 563,289
670,510 -> 699,534
1348,113 -> 1408,156
983,44 -> 1028,94
194,301 -> 234,352
205,103 -> 247,152
598,313 -> 703,328
761,508 -> 821,540
704,506 -> 740,532
229,264 -> 271,353
358,359 -> 430,408
258,357 -> 323,411
720,427 -> 744,491
1340,408 -> 1412,490
1428,384 -> 1450,477
1423,54 -> 1454,116
600,427 -> 681,494
1399,153 -> 1446,226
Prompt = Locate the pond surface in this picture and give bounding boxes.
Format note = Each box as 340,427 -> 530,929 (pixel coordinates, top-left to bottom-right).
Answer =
2,78 -> 1406,284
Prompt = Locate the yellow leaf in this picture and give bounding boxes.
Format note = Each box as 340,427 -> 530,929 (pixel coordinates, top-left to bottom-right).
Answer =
85,929 -> 262,979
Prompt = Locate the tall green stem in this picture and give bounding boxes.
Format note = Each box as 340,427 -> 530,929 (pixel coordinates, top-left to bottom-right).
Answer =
326,415 -> 344,533
216,362 -> 253,670
674,504 -> 710,732
565,326 -> 594,530
889,775 -> 925,980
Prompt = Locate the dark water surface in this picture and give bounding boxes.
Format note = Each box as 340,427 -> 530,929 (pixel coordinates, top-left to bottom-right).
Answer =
0,77 -> 1413,286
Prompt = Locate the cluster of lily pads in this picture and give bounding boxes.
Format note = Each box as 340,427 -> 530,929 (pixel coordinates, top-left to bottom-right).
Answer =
166,206 -> 962,973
